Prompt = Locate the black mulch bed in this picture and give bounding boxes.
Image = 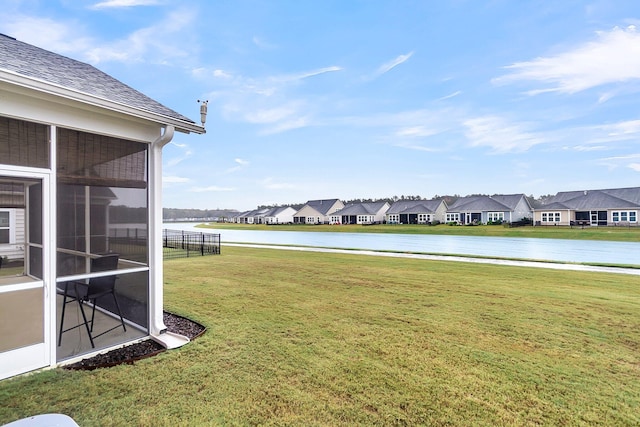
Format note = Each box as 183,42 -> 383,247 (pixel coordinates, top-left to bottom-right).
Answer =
64,312 -> 206,371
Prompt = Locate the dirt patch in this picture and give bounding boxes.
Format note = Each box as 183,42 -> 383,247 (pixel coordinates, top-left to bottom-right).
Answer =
64,311 -> 205,370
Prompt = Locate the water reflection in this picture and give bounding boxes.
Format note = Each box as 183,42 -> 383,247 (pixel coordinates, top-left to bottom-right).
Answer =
165,223 -> 640,266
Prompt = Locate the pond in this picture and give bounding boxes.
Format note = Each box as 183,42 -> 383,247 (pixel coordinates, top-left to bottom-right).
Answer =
165,223 -> 640,266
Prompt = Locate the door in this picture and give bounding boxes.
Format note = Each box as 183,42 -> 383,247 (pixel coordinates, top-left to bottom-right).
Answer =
0,174 -> 50,380
590,211 -> 598,226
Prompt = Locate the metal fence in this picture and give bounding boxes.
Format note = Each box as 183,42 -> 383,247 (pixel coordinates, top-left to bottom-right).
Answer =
163,229 -> 221,260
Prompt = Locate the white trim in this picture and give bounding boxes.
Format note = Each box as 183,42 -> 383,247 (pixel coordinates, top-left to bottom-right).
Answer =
55,266 -> 150,283
0,280 -> 43,294
0,168 -> 52,380
0,342 -> 48,380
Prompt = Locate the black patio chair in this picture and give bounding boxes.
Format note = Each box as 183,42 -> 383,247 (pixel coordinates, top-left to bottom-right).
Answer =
58,254 -> 127,348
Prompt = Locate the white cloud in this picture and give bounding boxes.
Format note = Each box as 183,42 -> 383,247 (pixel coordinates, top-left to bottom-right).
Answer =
394,143 -> 440,152
396,126 -> 439,138
244,104 -> 302,124
494,25 -> 640,95
569,145 -> 608,152
286,66 -> 342,81
189,186 -> 235,192
463,116 -> 548,153
259,177 -> 297,190
600,119 -> 640,138
252,36 -> 277,50
259,117 -> 310,135
436,91 -> 462,101
91,0 -> 163,9
85,8 -> 197,64
214,69 -> 233,79
165,142 -> 193,167
200,65 -> 342,134
597,153 -> 640,171
223,158 -> 250,174
566,119 -> 640,148
2,15 -> 94,56
4,7 -> 198,65
376,51 -> 414,76
163,175 -> 190,183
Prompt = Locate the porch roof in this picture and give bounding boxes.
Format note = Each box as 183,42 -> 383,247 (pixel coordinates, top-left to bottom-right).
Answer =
0,33 -> 204,135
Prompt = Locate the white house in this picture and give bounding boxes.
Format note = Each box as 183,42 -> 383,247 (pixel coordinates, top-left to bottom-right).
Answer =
263,206 -> 297,224
0,34 -> 205,380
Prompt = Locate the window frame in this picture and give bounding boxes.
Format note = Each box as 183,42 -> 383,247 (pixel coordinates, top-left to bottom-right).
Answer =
612,210 -> 638,223
541,212 -> 561,223
0,209 -> 14,244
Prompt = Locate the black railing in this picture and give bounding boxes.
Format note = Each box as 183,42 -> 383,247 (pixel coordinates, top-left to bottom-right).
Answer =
163,229 -> 221,259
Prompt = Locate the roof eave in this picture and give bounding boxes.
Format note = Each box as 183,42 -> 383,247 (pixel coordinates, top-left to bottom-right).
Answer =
0,70 -> 206,135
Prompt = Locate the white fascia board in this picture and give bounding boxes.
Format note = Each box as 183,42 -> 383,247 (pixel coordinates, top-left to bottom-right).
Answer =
0,70 -> 206,135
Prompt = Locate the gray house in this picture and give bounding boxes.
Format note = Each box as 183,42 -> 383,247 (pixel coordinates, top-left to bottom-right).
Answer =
446,194 -> 533,225
386,199 -> 448,224
534,187 -> 640,226
329,201 -> 390,225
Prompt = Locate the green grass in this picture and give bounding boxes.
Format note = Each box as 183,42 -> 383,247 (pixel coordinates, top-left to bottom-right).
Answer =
197,222 -> 640,242
1,246 -> 640,426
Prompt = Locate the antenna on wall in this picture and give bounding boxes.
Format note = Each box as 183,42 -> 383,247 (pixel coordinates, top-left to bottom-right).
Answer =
197,99 -> 208,126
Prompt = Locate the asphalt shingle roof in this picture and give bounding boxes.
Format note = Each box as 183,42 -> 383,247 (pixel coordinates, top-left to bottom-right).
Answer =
333,201 -> 388,216
386,200 -> 443,214
306,199 -> 341,215
0,33 -> 196,125
448,194 -> 526,212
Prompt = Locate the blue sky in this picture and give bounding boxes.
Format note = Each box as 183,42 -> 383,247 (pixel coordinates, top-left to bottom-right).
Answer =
3,1 -> 640,211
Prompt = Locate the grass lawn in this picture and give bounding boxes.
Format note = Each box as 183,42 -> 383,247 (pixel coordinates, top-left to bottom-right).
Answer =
1,246 -> 640,426
197,222 -> 640,242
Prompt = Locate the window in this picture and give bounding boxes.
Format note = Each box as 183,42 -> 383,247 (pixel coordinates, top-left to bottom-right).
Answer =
387,214 -> 399,224
357,215 -> 373,224
487,212 -> 504,222
541,212 -> 561,223
446,213 -> 460,223
417,213 -> 431,223
612,211 -> 638,223
0,211 -> 10,243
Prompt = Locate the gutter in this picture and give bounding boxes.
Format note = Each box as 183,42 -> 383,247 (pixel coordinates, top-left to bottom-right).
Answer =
148,125 -> 190,349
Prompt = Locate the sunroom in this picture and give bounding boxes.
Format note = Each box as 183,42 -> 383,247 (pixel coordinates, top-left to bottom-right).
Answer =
0,34 -> 205,380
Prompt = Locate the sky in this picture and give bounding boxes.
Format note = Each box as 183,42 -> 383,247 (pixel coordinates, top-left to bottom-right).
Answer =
3,1 -> 640,211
